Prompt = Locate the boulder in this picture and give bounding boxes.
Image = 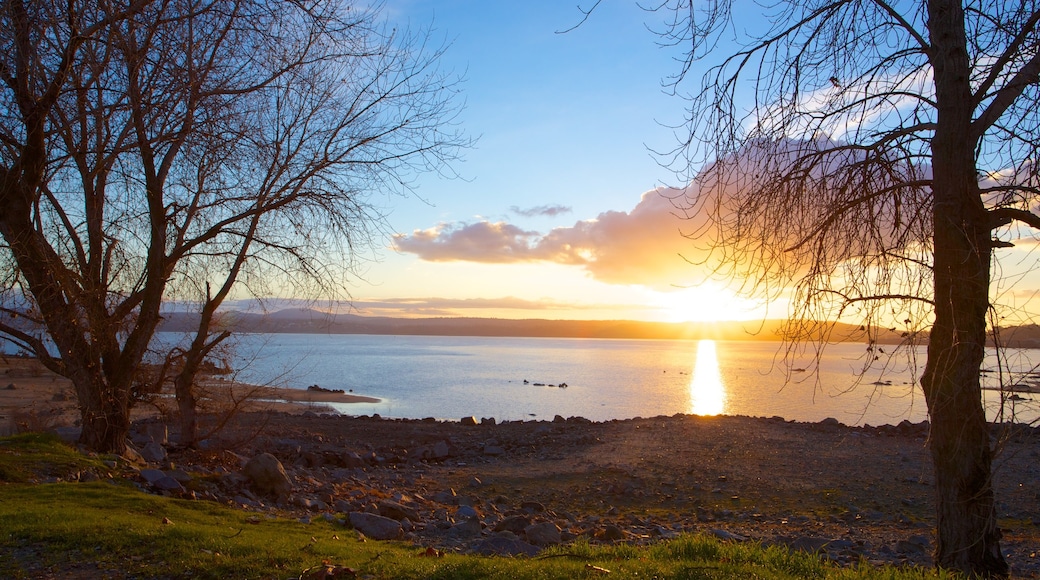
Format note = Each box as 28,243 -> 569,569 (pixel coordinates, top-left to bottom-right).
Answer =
242,453 -> 292,499
524,521 -> 562,546
377,500 -> 419,522
349,512 -> 403,540
140,441 -> 167,464
448,518 -> 482,539
472,535 -> 540,557
494,515 -> 531,534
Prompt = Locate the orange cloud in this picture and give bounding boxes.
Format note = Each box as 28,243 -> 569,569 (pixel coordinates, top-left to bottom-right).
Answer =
394,188 -> 704,288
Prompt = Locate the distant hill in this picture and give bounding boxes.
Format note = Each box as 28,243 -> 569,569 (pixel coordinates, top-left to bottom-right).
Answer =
157,308 -> 913,343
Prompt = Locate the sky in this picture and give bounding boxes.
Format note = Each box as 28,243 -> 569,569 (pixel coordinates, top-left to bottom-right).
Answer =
321,1 -> 766,323
278,1 -> 1040,326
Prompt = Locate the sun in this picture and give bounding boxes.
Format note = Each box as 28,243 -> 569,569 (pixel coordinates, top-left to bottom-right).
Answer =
650,283 -> 761,323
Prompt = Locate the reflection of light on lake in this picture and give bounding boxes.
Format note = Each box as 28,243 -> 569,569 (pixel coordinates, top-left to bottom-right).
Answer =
690,340 -> 726,416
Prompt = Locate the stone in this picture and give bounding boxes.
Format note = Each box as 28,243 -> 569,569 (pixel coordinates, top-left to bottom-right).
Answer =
460,416 -> 478,426
301,497 -> 328,511
483,445 -> 505,456
432,440 -> 451,458
121,445 -> 146,465
455,505 -> 479,519
597,524 -> 626,542
480,417 -> 497,425
494,515 -> 531,534
140,469 -> 184,492
140,469 -> 167,485
520,500 -> 545,514
448,518 -> 483,539
140,441 -> 167,464
341,451 -> 366,467
524,521 -> 562,546
472,536 -> 540,557
242,453 -> 292,499
151,477 -> 184,494
378,500 -> 419,522
349,512 -> 403,540
167,469 -> 192,484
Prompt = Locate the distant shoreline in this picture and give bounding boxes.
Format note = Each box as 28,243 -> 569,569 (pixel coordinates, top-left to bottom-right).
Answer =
159,310 -> 924,344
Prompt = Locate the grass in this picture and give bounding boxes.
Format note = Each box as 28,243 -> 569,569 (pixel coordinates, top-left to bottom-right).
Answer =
0,434 -> 965,579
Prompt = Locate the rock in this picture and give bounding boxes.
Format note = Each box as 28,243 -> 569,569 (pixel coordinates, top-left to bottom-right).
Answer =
456,505 -> 479,519
349,512 -> 403,540
494,515 -> 531,534
140,469 -> 184,493
460,416 -> 478,426
378,500 -> 419,522
140,441 -> 167,464
524,521 -> 562,546
520,500 -> 545,514
448,518 -> 483,539
432,440 -> 451,458
787,536 -> 832,553
431,489 -> 458,504
472,536 -> 540,556
242,453 -> 292,499
483,445 -> 505,456
818,417 -> 842,428
139,469 -> 167,485
480,417 -> 497,425
121,445 -> 146,465
597,524 -> 626,542
293,496 -> 328,511
167,469 -> 192,484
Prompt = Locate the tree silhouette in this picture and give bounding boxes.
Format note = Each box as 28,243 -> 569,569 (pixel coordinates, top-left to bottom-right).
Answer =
647,0 -> 1040,576
0,0 -> 464,452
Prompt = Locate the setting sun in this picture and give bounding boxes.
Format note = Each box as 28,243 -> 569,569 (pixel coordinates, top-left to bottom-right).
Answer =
649,284 -> 761,323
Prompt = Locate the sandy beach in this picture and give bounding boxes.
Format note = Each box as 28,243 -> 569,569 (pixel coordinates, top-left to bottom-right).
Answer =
0,355 -> 377,435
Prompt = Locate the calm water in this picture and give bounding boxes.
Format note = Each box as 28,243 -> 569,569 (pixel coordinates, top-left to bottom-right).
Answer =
189,333 -> 1040,426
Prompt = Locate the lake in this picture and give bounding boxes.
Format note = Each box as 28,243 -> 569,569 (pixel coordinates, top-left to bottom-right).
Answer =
190,333 -> 1040,426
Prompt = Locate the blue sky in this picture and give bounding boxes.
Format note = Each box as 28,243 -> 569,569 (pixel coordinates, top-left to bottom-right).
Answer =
246,1 -> 1040,325
329,1 -> 765,321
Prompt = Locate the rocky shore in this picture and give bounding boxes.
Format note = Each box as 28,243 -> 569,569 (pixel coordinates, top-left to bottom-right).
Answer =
76,411 -> 1040,577
4,355 -> 1038,576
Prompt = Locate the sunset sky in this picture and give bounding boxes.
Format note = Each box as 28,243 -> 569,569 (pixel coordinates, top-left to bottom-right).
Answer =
324,0 -> 767,322
280,1 -> 1040,325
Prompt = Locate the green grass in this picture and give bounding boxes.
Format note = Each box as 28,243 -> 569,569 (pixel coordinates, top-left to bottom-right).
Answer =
0,434 -> 965,579
0,432 -> 106,482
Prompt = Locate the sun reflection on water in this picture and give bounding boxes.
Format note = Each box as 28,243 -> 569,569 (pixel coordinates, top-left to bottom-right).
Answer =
690,339 -> 726,416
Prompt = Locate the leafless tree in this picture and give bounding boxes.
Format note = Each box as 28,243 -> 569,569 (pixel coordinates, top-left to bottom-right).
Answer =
641,0 -> 1040,576
0,0 -> 465,452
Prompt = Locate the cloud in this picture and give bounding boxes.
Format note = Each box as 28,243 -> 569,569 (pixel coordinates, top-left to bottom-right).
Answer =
510,204 -> 573,218
393,221 -> 542,263
394,188 -> 702,288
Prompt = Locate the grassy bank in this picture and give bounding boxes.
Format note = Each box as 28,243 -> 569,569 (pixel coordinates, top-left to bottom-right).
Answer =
0,433 -> 961,579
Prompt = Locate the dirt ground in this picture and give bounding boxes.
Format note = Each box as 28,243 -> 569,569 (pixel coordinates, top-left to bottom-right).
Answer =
3,355 -> 1040,576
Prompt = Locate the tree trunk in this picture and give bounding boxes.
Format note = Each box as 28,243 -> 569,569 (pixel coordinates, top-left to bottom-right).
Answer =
74,379 -> 132,455
175,372 -> 198,447
924,0 -> 1008,575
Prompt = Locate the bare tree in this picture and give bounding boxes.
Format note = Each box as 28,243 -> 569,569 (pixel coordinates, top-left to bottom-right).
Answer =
0,0 -> 464,452
642,0 -> 1040,576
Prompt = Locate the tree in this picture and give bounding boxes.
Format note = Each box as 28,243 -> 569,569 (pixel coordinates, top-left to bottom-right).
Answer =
0,0 -> 464,452
645,0 -> 1040,576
